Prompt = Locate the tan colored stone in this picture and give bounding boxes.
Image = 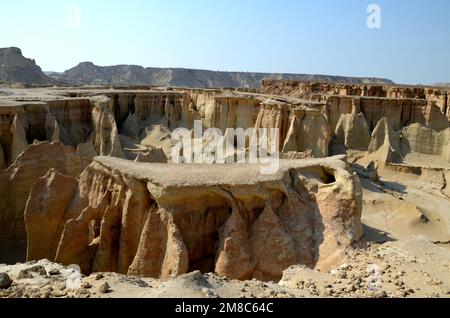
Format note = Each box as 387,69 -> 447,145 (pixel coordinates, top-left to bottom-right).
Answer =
10,115 -> 28,162
25,169 -> 79,261
0,142 -> 89,241
91,96 -> 125,159
26,156 -> 363,280
335,113 -> 371,151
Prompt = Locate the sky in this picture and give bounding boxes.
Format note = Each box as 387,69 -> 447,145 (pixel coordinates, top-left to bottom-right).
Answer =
0,0 -> 449,85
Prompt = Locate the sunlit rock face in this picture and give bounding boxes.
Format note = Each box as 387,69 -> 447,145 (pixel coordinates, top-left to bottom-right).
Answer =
25,155 -> 363,281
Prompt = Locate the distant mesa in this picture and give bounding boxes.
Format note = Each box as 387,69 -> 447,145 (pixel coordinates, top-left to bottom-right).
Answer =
0,46 -> 394,88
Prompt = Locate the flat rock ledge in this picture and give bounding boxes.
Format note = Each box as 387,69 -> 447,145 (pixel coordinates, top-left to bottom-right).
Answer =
25,155 -> 363,282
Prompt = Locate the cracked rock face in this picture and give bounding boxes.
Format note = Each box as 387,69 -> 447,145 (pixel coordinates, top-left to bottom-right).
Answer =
24,155 -> 363,281
0,142 -> 91,240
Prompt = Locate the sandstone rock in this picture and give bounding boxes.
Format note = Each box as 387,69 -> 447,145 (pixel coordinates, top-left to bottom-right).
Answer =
26,156 -> 363,281
335,113 -> 371,151
10,115 -> 28,163
98,282 -> 110,293
25,169 -> 80,261
0,142 -> 89,240
76,141 -> 98,161
120,112 -> 142,139
400,123 -> 450,162
45,112 -> 60,143
359,118 -> 403,167
368,118 -> 399,153
91,96 -> 125,159
278,107 -> 331,158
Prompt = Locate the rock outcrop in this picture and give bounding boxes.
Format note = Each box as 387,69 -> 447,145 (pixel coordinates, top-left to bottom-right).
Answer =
0,47 -> 52,85
400,123 -> 450,162
10,115 -> 28,163
0,142 -> 90,241
335,113 -> 371,151
90,97 -> 125,159
25,156 -> 363,281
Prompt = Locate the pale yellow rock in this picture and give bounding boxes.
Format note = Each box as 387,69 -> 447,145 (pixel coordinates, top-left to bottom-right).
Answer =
401,123 -> 450,162
76,141 -> 98,161
0,142 -> 89,241
91,96 -> 125,159
335,112 -> 371,151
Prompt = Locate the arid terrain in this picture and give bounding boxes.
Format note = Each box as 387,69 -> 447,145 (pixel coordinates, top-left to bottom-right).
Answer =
0,48 -> 450,298
0,79 -> 449,298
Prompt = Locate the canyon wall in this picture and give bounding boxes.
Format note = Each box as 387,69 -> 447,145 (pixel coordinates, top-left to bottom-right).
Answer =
261,80 -> 450,164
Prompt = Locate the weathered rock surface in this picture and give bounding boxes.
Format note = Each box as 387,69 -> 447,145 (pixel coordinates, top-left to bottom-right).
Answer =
91,96 -> 125,159
25,156 -> 363,281
401,123 -> 450,162
335,113 -> 371,151
0,142 -> 90,240
10,115 -> 28,163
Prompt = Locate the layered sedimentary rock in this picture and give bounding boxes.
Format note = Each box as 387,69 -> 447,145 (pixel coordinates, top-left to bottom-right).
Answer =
261,80 -> 449,112
335,113 -> 371,151
0,142 -> 90,240
90,96 -> 125,158
255,79 -> 450,173
25,156 -> 363,281
325,96 -> 449,132
400,123 -> 450,162
53,60 -> 393,88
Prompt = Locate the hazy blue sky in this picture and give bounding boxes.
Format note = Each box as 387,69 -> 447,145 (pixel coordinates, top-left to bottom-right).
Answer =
1,0 -> 449,84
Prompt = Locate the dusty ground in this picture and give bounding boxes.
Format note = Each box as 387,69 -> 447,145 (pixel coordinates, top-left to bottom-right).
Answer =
0,236 -> 448,299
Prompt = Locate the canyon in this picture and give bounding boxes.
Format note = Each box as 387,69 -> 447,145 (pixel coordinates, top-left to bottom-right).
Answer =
0,79 -> 449,298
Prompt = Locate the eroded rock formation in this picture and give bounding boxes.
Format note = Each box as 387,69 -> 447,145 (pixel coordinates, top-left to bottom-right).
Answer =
0,142 -> 90,240
25,156 -> 363,281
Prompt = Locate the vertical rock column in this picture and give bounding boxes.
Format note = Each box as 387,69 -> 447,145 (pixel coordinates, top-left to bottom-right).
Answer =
10,115 -> 28,163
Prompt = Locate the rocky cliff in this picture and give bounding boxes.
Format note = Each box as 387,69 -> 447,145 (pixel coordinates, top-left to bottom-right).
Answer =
0,48 -> 51,85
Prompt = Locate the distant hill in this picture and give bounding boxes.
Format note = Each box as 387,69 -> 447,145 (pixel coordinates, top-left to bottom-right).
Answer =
52,62 -> 394,88
0,47 -> 52,85
434,83 -> 450,88
0,47 -> 395,88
